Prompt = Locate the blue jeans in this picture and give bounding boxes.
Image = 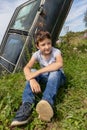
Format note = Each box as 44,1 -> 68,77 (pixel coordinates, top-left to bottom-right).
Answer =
22,69 -> 66,106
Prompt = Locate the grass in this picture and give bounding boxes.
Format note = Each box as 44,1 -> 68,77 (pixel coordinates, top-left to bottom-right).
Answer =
0,35 -> 87,130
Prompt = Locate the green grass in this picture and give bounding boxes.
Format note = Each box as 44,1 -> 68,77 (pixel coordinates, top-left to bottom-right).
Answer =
0,38 -> 87,130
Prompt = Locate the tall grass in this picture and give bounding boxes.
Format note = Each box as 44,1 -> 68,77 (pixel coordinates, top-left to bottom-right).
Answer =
0,35 -> 87,130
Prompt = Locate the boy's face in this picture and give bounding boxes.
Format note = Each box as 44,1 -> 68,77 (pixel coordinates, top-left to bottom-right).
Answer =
36,38 -> 52,55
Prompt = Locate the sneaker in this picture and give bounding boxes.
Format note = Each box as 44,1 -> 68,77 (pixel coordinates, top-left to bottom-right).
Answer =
11,102 -> 32,126
36,100 -> 54,122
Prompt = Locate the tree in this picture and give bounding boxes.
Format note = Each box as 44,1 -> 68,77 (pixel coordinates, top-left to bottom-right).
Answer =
84,9 -> 87,27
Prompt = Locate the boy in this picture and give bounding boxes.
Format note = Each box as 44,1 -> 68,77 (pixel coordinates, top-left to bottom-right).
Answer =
11,30 -> 65,126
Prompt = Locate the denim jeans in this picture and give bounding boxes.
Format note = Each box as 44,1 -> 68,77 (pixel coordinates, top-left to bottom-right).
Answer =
22,69 -> 66,106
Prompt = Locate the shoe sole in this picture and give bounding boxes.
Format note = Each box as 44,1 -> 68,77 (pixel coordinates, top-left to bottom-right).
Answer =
36,100 -> 54,122
10,118 -> 29,127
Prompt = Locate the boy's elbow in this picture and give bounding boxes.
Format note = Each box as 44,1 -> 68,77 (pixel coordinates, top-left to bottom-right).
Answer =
23,65 -> 28,72
58,62 -> 63,68
23,64 -> 31,72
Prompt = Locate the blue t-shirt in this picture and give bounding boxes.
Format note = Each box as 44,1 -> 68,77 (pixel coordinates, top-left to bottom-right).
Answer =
32,47 -> 61,68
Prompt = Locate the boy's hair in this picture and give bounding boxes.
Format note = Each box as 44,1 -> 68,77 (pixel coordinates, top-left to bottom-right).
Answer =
34,30 -> 51,45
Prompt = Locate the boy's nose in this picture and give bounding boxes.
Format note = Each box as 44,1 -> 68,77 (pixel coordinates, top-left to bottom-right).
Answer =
45,45 -> 49,49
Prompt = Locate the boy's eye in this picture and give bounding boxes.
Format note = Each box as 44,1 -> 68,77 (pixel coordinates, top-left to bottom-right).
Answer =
47,42 -> 51,45
40,42 -> 51,47
41,43 -> 45,46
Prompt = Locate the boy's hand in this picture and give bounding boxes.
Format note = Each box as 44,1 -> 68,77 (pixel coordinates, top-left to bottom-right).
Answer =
25,71 -> 39,81
30,79 -> 41,93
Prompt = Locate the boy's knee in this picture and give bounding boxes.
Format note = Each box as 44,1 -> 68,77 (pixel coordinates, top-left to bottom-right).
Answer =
31,68 -> 37,72
49,70 -> 61,77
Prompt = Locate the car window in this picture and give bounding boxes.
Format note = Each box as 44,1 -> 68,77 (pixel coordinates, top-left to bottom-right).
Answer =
11,0 -> 40,31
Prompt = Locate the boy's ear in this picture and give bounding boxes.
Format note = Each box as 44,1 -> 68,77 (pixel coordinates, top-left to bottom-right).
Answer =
35,44 -> 39,49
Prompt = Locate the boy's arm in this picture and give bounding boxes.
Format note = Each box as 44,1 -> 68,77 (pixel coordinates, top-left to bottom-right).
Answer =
28,54 -> 63,80
39,54 -> 63,73
23,57 -> 41,93
23,56 -> 36,80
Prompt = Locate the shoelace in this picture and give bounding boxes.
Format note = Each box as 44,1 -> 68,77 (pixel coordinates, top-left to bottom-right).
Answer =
16,103 -> 31,117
